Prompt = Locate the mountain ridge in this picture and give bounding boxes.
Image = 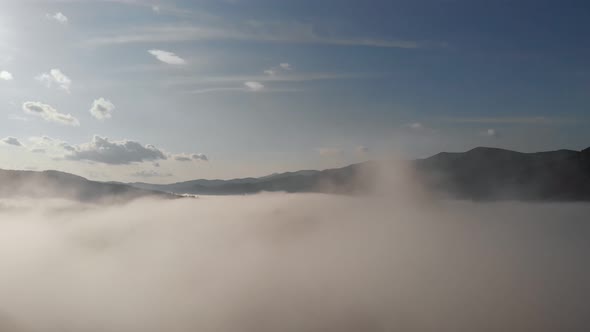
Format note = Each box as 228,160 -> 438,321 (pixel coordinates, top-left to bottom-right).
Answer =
2,146 -> 590,201
0,168 -> 176,203
130,146 -> 590,200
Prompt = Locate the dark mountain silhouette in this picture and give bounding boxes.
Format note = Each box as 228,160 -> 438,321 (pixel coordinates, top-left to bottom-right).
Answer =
131,146 -> 590,201
2,146 -> 590,202
129,167 -> 367,195
413,146 -> 590,201
0,169 -> 174,203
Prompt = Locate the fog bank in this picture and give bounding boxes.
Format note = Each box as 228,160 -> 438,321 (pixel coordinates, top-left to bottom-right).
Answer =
0,194 -> 589,332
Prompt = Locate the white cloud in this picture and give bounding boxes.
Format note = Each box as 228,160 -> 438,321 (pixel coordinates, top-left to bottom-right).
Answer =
85,22 -> 426,49
67,136 -> 167,165
22,101 -> 80,126
148,49 -> 186,65
263,62 -> 294,76
244,81 -> 264,91
0,70 -> 13,81
90,98 -> 115,120
28,136 -> 75,155
170,72 -> 353,88
481,128 -> 499,138
173,153 -> 208,162
35,69 -> 72,93
46,12 -> 68,24
189,87 -> 246,94
1,137 -> 22,147
439,116 -> 553,124
151,5 -> 161,13
406,122 -> 424,130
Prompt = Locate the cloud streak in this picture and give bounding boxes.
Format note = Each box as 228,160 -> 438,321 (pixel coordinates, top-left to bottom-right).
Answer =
148,49 -> 186,65
85,22 -> 431,49
173,153 -> 208,162
22,101 -> 80,126
439,116 -> 559,124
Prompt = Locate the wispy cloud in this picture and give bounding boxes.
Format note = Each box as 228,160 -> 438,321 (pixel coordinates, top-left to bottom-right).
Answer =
148,49 -> 186,65
264,62 -> 294,76
46,12 -> 68,25
438,116 -> 559,124
480,128 -> 499,138
173,153 -> 208,162
189,87 -> 248,94
244,81 -> 264,91
279,63 -> 293,70
22,101 -> 80,126
405,122 -> 424,130
28,136 -> 75,156
168,72 -> 366,88
84,22 -> 431,49
35,69 -> 72,93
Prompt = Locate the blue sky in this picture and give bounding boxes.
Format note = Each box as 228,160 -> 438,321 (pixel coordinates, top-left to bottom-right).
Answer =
0,0 -> 589,182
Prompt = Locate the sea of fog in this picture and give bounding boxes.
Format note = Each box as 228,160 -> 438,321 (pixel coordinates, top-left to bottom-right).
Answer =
0,193 -> 589,332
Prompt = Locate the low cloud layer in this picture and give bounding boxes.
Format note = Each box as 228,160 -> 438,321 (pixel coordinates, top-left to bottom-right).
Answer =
22,101 -> 80,126
0,192 -> 588,332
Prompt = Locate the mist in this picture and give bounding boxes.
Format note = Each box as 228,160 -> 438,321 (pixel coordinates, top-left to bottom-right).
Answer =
1,186 -> 589,332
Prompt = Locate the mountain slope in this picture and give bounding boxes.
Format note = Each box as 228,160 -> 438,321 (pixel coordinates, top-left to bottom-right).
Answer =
130,166 -> 367,195
413,147 -> 590,200
130,147 -> 590,201
3,146 -> 589,202
0,169 -> 174,202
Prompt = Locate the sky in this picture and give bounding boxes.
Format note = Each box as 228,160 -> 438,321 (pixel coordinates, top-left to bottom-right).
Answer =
1,0 -> 589,182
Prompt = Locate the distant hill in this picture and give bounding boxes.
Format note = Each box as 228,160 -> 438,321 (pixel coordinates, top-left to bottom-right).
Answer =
129,167 -> 368,195
413,146 -> 590,201
0,169 -> 174,203
3,146 -> 590,202
130,146 -> 590,201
